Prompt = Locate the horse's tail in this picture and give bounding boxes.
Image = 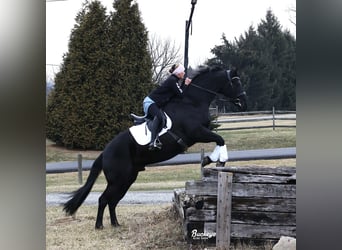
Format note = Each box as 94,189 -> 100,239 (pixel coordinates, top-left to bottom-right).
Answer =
63,153 -> 103,216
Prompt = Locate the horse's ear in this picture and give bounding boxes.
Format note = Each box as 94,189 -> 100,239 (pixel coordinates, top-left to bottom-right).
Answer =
231,66 -> 238,75
229,67 -> 239,78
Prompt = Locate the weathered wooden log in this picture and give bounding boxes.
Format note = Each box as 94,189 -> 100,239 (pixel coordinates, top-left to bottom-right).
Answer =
184,206 -> 295,226
176,196 -> 296,214
231,211 -> 296,226
186,208 -> 216,222
232,197 -> 296,213
230,224 -> 296,239
203,166 -> 296,175
204,171 -> 297,184
176,195 -> 296,213
186,181 -> 296,198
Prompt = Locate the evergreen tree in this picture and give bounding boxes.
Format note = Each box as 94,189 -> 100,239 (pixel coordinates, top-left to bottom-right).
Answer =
46,0 -> 109,149
105,0 -> 153,134
257,10 -> 287,109
46,0 -> 153,149
277,30 -> 296,110
207,10 -> 296,111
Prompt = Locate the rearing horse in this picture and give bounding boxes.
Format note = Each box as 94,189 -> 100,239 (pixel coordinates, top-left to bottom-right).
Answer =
63,65 -> 247,229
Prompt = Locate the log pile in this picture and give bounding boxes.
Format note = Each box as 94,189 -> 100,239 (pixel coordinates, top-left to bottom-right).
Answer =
173,165 -> 296,247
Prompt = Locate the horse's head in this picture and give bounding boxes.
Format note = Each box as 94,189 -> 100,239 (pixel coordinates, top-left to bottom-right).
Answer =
189,66 -> 247,111
224,68 -> 247,111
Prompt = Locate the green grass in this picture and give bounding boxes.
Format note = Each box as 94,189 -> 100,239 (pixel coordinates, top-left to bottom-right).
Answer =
219,128 -> 296,150
186,128 -> 296,152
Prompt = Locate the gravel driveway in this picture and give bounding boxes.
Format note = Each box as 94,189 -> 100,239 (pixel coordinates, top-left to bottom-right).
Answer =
46,190 -> 175,206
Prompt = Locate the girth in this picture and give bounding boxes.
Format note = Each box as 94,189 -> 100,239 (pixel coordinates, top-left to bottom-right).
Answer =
167,130 -> 188,151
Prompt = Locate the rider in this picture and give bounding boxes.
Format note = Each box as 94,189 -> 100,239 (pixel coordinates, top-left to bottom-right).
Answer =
143,63 -> 192,150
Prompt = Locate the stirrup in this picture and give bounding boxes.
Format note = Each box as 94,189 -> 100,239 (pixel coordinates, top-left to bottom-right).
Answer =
148,139 -> 162,151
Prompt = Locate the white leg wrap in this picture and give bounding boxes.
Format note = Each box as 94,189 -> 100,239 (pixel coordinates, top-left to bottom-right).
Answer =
209,145 -> 220,161
219,145 -> 228,162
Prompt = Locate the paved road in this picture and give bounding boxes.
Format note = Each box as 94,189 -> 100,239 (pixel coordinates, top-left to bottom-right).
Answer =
47,190 -> 175,206
46,147 -> 296,173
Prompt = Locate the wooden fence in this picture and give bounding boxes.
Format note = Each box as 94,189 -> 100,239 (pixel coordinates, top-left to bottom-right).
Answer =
173,165 -> 296,249
210,107 -> 296,131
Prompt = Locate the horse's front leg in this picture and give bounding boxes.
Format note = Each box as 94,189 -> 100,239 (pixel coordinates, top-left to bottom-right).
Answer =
190,126 -> 228,167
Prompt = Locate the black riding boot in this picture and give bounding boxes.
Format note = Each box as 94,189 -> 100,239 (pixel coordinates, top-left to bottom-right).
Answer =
148,117 -> 163,150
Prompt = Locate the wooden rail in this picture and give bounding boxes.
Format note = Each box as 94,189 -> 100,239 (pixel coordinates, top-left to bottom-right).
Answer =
210,108 -> 296,131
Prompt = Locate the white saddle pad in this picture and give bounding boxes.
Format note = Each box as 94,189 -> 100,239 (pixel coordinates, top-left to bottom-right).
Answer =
129,113 -> 172,145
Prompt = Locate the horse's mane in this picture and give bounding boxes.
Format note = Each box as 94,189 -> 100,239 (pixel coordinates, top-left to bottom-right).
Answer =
189,65 -> 224,82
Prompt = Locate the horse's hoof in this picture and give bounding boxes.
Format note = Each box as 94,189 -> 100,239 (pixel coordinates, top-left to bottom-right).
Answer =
95,225 -> 104,230
216,161 -> 226,167
201,156 -> 212,167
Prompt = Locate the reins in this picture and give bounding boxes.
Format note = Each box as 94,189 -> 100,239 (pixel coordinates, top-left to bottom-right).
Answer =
190,83 -> 221,97
190,78 -> 244,103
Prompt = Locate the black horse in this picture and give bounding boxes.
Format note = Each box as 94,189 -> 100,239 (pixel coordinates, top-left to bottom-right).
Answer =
63,66 -> 247,229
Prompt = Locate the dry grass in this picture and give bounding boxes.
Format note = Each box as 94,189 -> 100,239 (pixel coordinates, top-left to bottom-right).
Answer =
46,203 -> 276,250
46,204 -> 189,250
46,139 -> 101,162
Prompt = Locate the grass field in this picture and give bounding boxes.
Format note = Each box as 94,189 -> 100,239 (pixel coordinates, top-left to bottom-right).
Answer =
46,204 -> 189,250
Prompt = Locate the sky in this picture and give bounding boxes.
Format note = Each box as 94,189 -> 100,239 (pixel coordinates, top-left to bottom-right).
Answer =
46,0 -> 296,79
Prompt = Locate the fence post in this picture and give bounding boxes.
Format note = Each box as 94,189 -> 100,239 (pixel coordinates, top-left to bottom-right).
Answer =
216,172 -> 233,249
272,106 -> 275,130
200,148 -> 204,178
215,106 -> 219,133
78,154 -> 83,184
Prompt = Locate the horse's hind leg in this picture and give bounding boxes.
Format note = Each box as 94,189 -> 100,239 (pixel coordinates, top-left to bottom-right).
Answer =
95,169 -> 138,229
108,170 -> 139,227
95,188 -> 109,229
95,182 -> 122,229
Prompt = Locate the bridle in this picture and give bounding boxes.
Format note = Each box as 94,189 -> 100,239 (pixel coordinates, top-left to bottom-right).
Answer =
190,70 -> 246,103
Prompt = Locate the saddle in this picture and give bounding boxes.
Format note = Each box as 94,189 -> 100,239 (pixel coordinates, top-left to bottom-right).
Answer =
129,112 -> 187,150
130,113 -> 167,130
130,113 -> 148,125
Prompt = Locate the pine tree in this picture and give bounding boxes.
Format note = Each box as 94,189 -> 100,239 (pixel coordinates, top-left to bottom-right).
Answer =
46,0 -> 109,149
278,30 -> 296,109
257,10 -> 286,109
208,10 -> 296,111
105,0 -> 153,134
46,0 -> 153,149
